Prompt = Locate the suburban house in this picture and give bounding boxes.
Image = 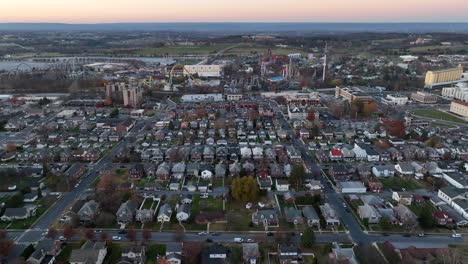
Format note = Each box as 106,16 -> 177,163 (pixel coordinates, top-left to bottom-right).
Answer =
116,200 -> 139,223
69,240 -> 107,264
78,200 -> 100,222
201,244 -> 228,264
357,204 -> 381,224
284,207 -> 304,225
176,204 -> 191,222
372,165 -> 396,178
392,192 -> 413,205
320,203 -> 340,226
278,244 -> 302,264
275,179 -> 290,192
165,243 -> 183,264
433,211 -> 455,227
243,243 -> 260,264
1,205 -> 37,221
157,203 -> 173,222
395,163 -> 415,177
393,205 -> 418,226
302,206 -> 320,228
26,239 -> 61,264
118,245 -> 146,264
252,208 -> 279,227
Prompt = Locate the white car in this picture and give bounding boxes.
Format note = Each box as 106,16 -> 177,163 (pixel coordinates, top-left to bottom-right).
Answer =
246,238 -> 254,242
245,203 -> 253,209
198,232 -> 208,235
112,236 -> 122,241
234,237 -> 244,243
258,202 -> 265,208
452,233 -> 462,238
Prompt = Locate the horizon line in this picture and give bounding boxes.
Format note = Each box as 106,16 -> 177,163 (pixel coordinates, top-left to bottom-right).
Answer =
2,21 -> 468,24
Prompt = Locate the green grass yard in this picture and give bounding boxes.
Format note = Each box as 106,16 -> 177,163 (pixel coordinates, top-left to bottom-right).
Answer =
380,177 -> 423,191
413,109 -> 468,124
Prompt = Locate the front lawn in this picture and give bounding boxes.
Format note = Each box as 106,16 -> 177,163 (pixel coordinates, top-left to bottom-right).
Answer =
146,244 -> 167,264
380,177 -> 423,190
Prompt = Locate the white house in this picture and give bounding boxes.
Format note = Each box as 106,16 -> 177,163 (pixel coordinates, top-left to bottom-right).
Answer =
157,204 -> 172,222
275,179 -> 290,192
176,204 -> 191,222
372,165 -> 396,178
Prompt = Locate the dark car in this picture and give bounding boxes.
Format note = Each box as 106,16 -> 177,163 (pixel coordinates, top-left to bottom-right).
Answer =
403,233 -> 411,237
206,238 -> 213,243
211,233 -> 220,236
118,229 -> 127,234
382,233 -> 389,236
267,232 -> 274,236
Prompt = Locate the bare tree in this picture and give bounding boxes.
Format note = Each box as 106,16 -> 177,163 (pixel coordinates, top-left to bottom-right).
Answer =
85,228 -> 95,241
63,225 -> 74,240
46,227 -> 58,240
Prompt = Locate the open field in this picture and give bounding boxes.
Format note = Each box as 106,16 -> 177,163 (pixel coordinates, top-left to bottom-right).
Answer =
138,42 -> 306,56
409,45 -> 468,53
138,43 -> 236,56
413,109 -> 468,124
224,43 -> 305,56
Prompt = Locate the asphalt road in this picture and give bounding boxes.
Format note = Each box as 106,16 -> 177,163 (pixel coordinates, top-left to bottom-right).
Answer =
268,99 -> 466,247
8,104 -> 467,249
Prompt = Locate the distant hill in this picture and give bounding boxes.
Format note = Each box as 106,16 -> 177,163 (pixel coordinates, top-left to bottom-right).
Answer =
0,23 -> 468,33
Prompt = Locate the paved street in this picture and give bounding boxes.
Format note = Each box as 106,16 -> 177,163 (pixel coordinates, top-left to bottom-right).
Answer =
7,106 -> 466,249
269,99 -> 465,247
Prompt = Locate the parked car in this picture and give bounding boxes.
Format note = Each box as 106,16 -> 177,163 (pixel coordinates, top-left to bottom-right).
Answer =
418,233 -> 425,237
198,232 -> 208,235
112,236 -> 122,241
234,238 -> 244,243
452,233 -> 462,238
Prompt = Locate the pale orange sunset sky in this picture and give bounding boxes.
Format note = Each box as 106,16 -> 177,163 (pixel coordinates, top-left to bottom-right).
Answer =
1,0 -> 467,23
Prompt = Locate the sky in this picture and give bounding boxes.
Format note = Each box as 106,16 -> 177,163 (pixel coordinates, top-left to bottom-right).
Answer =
1,0 -> 468,23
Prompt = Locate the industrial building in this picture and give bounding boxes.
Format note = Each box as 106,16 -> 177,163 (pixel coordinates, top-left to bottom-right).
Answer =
450,101 -> 468,121
382,94 -> 408,105
184,65 -> 222,78
442,84 -> 468,102
180,93 -> 224,103
424,65 -> 463,87
410,91 -> 438,104
335,86 -> 373,102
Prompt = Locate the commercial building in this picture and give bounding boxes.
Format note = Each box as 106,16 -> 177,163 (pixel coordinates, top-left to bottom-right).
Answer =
425,65 -> 463,87
184,65 -> 222,78
410,91 -> 438,104
335,86 -> 373,102
287,105 -> 308,120
442,84 -> 468,102
337,181 -> 367,193
382,94 -> 408,105
226,94 -> 244,101
450,101 -> 468,120
180,93 -> 224,103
